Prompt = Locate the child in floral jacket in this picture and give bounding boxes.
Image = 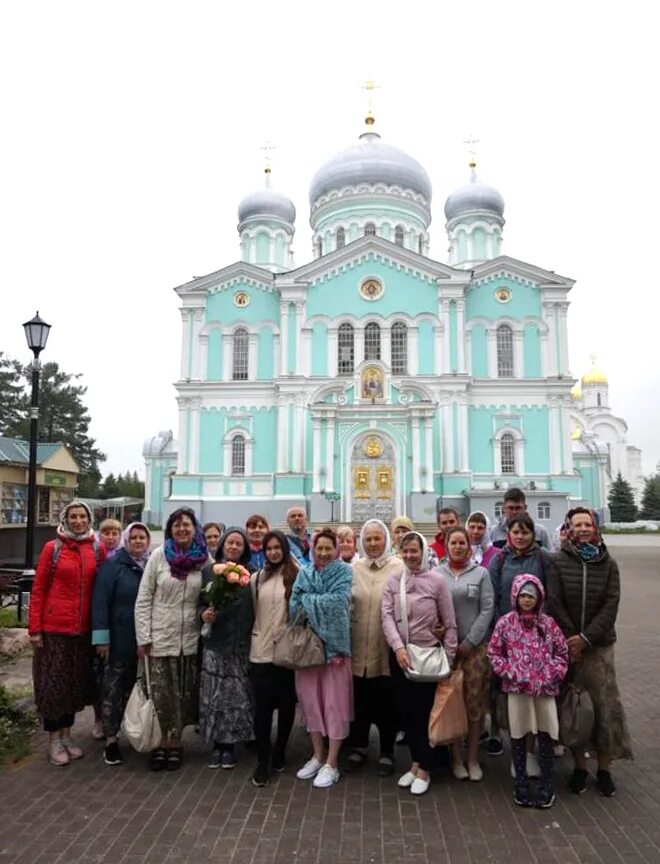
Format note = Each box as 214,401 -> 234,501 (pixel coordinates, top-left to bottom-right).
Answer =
488,573 -> 568,808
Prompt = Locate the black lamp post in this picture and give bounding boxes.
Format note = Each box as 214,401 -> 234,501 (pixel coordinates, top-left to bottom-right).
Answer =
22,312 -> 51,577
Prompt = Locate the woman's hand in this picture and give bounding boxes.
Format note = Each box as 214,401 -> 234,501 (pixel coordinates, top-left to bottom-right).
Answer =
432,623 -> 446,641
567,635 -> 584,662
29,634 -> 43,649
95,645 -> 110,657
201,608 -> 217,624
456,641 -> 472,662
137,644 -> 151,659
329,655 -> 346,666
395,647 -> 412,671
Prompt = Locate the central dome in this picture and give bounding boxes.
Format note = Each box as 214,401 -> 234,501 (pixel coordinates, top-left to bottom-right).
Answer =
309,131 -> 432,206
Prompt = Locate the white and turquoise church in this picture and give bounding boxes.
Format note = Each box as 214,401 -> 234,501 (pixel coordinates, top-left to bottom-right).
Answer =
143,112 -> 643,528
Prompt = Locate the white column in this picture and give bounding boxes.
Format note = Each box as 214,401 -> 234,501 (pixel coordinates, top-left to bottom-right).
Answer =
465,329 -> 472,375
540,328 -> 550,377
191,309 -> 204,380
456,300 -> 466,373
434,325 -> 443,375
412,415 -> 421,492
542,302 -> 558,376
442,401 -> 454,473
312,418 -> 322,491
277,399 -> 288,472
302,329 -> 312,376
189,398 -> 201,474
487,328 -> 497,377
222,332 -> 232,382
180,310 -> 191,380
355,327 -> 365,366
248,333 -> 258,381
560,397 -> 572,473
381,327 -> 392,370
424,415 -> 434,488
549,398 -> 560,474
198,334 -> 208,382
279,301 -> 289,376
176,397 -> 188,473
513,329 -> 524,378
408,327 -> 419,375
293,401 -> 304,472
558,303 -> 570,376
325,415 -> 335,492
328,329 -> 338,377
457,398 -> 469,472
273,334 -> 281,378
441,300 -> 451,372
294,303 -> 304,375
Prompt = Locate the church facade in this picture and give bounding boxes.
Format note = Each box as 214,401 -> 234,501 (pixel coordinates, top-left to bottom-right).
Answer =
143,116 -> 642,528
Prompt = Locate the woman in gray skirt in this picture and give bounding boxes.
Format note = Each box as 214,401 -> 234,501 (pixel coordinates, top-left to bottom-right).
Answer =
547,507 -> 633,797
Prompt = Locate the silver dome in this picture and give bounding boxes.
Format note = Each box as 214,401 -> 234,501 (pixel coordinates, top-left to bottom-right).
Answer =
309,132 -> 432,205
444,169 -> 504,221
238,185 -> 296,225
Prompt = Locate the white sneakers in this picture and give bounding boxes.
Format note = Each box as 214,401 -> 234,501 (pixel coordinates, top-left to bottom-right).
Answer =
452,762 -> 469,780
397,770 -> 417,788
296,756 -> 323,779
468,762 -> 483,782
398,770 -> 430,794
313,764 -> 340,788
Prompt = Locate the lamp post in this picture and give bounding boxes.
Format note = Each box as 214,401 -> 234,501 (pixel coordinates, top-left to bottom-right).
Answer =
19,312 -> 51,620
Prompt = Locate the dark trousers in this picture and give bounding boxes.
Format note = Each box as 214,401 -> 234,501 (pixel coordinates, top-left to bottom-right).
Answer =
349,674 -> 396,756
43,713 -> 75,733
512,732 -> 554,798
249,662 -> 297,765
102,659 -> 138,738
390,656 -> 437,772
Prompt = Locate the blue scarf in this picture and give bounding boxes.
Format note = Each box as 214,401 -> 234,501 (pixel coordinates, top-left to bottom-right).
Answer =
164,528 -> 208,580
289,558 -> 352,660
576,542 -> 601,561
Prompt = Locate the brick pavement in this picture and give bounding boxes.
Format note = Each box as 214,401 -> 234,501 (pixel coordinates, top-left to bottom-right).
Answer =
0,544 -> 658,864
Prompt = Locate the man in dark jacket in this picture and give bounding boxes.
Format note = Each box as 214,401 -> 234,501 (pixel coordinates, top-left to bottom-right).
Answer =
491,488 -> 550,549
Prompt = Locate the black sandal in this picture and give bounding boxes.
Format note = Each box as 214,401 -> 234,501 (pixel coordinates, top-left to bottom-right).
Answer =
166,746 -> 183,770
150,747 -> 167,771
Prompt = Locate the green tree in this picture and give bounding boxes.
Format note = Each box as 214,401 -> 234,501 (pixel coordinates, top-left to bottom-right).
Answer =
0,353 -> 26,435
101,472 -> 121,499
607,472 -> 638,522
640,474 -> 660,520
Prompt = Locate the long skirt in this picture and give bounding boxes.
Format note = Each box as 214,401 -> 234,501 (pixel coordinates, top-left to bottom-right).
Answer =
507,694 -> 559,740
462,643 -> 491,723
295,660 -> 353,740
572,645 -> 633,761
149,654 -> 199,740
101,659 -> 138,738
33,633 -> 95,721
199,649 -> 254,746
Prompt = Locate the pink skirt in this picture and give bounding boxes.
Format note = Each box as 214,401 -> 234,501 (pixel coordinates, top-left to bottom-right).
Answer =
295,659 -> 354,740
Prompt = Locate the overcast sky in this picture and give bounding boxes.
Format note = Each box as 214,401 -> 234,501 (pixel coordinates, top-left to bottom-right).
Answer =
1,1 -> 657,478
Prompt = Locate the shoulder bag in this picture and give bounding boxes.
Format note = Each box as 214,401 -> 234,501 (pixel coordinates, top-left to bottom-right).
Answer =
559,562 -> 595,748
272,609 -> 326,670
399,575 -> 451,683
121,656 -> 162,753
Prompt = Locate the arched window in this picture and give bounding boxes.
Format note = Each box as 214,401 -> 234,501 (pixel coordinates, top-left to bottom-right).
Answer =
232,328 -> 249,381
336,226 -> 345,249
537,501 -> 551,520
364,222 -> 376,236
418,235 -> 424,254
316,237 -> 323,258
597,392 -> 602,407
338,323 -> 354,375
494,501 -> 504,519
500,433 -> 516,474
496,324 -> 514,377
394,225 -> 404,246
364,322 -> 381,361
391,321 -> 408,374
231,435 -> 245,475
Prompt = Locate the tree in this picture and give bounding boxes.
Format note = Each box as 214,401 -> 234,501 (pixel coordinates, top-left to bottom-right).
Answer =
101,473 -> 121,499
640,474 -> 660,520
607,472 -> 638,522
0,352 -> 26,435
2,359 -> 106,490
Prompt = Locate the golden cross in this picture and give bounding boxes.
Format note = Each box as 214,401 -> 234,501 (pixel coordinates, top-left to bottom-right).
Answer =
589,352 -> 598,366
463,134 -> 480,167
361,79 -> 381,123
261,140 -> 276,173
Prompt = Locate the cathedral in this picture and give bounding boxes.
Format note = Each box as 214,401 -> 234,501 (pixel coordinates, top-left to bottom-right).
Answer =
142,111 -> 643,528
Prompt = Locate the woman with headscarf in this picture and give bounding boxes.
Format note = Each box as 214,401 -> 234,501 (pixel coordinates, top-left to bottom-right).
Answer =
466,511 -> 498,568
291,528 -> 352,789
198,525 -> 255,771
249,530 -> 300,786
547,507 -> 633,797
92,522 -> 151,766
134,507 -> 210,771
28,500 -> 105,766
381,531 -> 458,795
346,519 -> 403,776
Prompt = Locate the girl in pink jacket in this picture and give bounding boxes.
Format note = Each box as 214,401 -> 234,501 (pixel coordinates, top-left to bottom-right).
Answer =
488,573 -> 568,809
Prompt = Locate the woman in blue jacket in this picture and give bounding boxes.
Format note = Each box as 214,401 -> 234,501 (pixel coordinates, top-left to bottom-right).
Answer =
92,522 -> 151,766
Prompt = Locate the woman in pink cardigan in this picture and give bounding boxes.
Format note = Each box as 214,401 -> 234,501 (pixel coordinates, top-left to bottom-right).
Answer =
381,531 -> 457,796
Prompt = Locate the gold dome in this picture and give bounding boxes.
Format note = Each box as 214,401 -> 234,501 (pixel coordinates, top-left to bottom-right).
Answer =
582,356 -> 608,386
571,426 -> 583,440
570,382 -> 582,400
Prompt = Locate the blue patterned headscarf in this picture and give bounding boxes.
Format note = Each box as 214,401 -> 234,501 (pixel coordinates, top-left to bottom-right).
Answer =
164,508 -> 209,580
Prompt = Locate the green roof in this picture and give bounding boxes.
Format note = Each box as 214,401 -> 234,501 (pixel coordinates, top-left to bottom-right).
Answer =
0,437 -> 65,466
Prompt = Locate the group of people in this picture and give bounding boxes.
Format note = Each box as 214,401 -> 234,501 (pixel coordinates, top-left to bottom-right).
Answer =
26,488 -> 632,810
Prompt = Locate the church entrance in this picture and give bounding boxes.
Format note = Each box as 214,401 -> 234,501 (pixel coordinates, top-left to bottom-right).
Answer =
350,432 -> 396,524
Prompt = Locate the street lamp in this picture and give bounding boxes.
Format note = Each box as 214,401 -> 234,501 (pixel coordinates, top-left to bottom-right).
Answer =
20,312 -> 51,619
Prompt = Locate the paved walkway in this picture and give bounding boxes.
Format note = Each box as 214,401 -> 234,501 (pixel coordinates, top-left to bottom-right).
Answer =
0,545 -> 658,864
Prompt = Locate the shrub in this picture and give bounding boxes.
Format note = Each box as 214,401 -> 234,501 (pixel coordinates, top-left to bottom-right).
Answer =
0,685 -> 36,766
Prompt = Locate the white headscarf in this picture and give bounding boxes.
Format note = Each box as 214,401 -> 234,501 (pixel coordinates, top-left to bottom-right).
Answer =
358,519 -> 392,561
400,530 -> 430,575
466,510 -> 492,565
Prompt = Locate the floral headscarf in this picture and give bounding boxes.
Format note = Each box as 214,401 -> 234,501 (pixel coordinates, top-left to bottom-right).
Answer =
121,522 -> 152,570
58,500 -> 95,541
565,507 -> 602,560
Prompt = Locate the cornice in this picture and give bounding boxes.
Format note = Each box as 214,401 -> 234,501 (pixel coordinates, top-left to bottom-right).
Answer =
471,255 -> 575,289
174,261 -> 275,296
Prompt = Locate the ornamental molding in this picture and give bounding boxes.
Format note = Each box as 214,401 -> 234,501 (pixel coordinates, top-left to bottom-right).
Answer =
311,182 -> 430,213
175,260 -> 274,296
472,255 -> 575,290
199,320 -> 281,337
465,315 -> 549,334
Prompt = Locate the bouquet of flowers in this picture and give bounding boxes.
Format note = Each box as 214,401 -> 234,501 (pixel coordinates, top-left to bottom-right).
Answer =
201,562 -> 251,638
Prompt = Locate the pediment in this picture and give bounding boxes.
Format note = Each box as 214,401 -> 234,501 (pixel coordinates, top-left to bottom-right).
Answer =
472,255 -> 575,289
174,261 -> 274,296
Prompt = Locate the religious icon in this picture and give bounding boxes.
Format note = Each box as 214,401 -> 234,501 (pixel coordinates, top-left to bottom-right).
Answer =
360,278 -> 383,300
495,287 -> 511,304
361,366 -> 384,400
353,466 -> 371,498
377,468 -> 393,497
234,291 -> 250,307
363,435 -> 383,458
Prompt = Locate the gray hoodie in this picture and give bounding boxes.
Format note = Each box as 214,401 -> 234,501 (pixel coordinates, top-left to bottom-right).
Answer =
437,560 -> 494,647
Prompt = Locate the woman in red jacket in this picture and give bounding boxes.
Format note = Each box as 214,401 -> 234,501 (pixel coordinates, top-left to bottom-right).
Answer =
28,500 -> 105,766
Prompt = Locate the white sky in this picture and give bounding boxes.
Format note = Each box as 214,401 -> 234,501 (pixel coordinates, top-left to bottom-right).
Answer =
1,1 -> 657,478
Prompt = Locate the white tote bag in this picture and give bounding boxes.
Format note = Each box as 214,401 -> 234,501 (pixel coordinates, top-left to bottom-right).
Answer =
121,657 -> 162,752
399,575 -> 451,683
